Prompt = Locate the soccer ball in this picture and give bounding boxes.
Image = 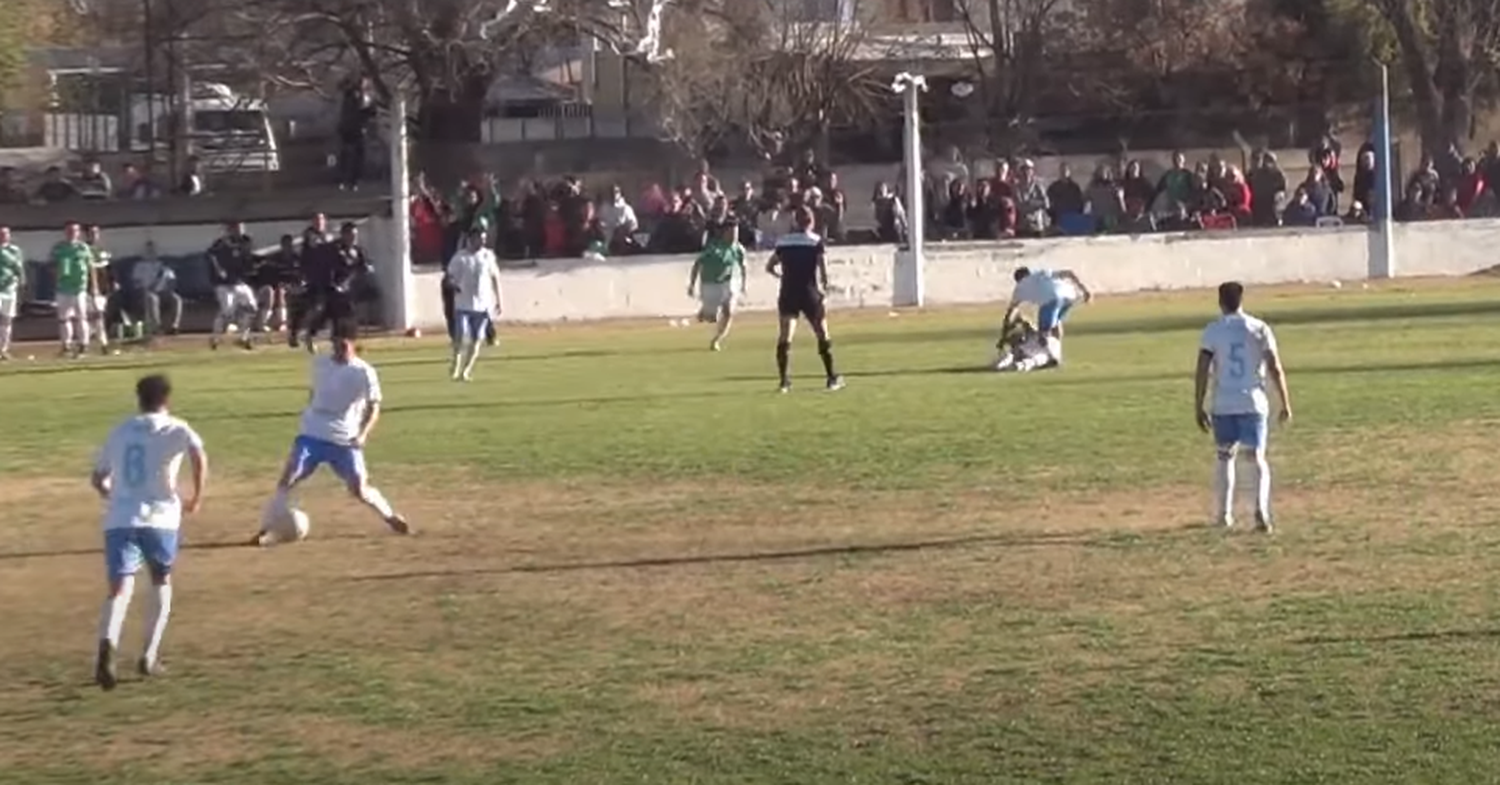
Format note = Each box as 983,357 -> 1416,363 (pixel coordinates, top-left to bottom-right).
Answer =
261,504 -> 311,544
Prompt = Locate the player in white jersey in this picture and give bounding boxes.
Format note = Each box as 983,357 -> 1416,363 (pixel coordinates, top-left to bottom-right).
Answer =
998,266 -> 1092,371
251,319 -> 410,545
1194,282 -> 1293,532
444,228 -> 503,381
89,374 -> 208,690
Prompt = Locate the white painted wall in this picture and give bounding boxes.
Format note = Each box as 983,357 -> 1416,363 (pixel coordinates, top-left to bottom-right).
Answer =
13,215 -> 1500,329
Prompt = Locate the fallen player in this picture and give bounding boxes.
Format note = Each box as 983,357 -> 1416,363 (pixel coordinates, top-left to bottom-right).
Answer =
993,315 -> 1055,373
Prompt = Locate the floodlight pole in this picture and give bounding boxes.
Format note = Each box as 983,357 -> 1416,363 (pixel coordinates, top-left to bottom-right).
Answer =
894,72 -> 927,307
1370,60 -> 1397,279
384,96 -> 415,330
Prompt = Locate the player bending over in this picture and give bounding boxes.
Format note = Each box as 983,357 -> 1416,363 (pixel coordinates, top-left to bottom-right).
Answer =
445,228 -> 503,381
687,221 -> 747,351
999,266 -> 1092,370
252,319 -> 410,545
1194,281 -> 1292,533
766,207 -> 844,393
993,314 -> 1051,372
90,374 -> 208,689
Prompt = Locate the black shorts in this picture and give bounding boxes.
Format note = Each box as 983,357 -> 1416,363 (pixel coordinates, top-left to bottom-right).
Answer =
777,289 -> 825,322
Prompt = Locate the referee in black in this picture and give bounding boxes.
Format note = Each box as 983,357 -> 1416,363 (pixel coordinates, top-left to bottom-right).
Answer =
766,206 -> 844,393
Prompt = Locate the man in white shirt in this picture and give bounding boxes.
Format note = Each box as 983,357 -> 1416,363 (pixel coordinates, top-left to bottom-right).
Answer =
1194,282 -> 1293,532
998,266 -> 1092,371
253,320 -> 410,545
129,241 -> 182,336
444,229 -> 503,381
90,374 -> 208,690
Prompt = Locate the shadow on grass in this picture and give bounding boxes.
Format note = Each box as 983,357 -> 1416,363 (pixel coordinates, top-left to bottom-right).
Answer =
854,299 -> 1500,348
1295,628 -> 1500,646
805,356 -> 1500,386
348,524 -> 1203,582
0,532 -> 374,561
192,389 -> 745,422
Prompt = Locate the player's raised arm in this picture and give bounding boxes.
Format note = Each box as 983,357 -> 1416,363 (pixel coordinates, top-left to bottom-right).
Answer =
1193,347 -> 1214,432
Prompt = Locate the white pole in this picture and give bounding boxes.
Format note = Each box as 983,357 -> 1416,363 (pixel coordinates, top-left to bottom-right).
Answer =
1370,61 -> 1397,279
897,73 -> 926,307
385,97 -> 415,330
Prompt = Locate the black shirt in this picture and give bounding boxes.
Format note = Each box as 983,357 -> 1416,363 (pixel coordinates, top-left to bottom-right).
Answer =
306,241 -> 370,296
773,231 -> 824,296
207,234 -> 255,285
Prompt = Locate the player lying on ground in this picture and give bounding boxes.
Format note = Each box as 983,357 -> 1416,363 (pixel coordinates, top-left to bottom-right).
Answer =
687,221 -> 747,352
1194,281 -> 1293,533
993,315 -> 1054,372
252,319 -> 410,545
91,374 -> 208,690
999,267 -> 1093,369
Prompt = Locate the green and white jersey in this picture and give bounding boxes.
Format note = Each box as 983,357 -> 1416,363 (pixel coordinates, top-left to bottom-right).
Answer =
0,243 -> 23,294
696,239 -> 745,285
52,240 -> 94,296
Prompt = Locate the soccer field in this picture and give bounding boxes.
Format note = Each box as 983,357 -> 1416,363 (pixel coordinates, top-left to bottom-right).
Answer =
4,280 -> 1500,784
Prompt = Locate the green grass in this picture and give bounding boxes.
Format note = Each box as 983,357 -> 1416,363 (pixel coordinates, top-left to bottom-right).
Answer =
4,279 -> 1500,783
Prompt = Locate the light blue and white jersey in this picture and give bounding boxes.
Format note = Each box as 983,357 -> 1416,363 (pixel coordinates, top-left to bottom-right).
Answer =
1200,311 -> 1279,416
95,412 -> 204,531
299,355 -> 382,447
1011,269 -> 1078,306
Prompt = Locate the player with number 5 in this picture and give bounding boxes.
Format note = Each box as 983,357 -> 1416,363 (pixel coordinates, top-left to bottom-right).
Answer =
90,374 -> 207,690
1194,282 -> 1292,533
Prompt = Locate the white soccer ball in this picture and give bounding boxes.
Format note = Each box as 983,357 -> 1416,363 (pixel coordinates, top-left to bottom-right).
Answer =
262,505 -> 311,544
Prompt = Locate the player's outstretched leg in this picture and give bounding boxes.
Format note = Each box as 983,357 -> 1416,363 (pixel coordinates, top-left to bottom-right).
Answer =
349,474 -> 410,535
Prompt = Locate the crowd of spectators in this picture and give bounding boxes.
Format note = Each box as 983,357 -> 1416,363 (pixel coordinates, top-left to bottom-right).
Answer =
407,150 -> 856,265
0,158 -> 206,205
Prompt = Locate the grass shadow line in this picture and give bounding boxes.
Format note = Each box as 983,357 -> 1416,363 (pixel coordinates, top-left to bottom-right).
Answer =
1294,629 -> 1500,646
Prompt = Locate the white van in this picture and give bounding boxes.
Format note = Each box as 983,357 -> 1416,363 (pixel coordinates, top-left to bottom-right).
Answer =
129,83 -> 281,173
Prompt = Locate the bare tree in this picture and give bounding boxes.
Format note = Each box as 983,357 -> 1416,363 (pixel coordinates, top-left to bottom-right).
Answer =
1365,0 -> 1500,153
639,0 -> 888,161
952,0 -> 1070,150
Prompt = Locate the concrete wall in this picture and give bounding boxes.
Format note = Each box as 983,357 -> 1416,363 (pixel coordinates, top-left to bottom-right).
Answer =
397,219 -> 1500,327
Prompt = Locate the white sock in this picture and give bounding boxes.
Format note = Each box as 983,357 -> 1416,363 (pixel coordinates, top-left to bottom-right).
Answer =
94,318 -> 108,346
275,306 -> 287,329
1045,335 -> 1063,363
59,319 -> 74,348
461,341 -> 482,377
142,583 -> 173,664
76,317 -> 91,349
97,575 -> 135,646
1252,451 -> 1272,519
1215,453 -> 1236,523
450,343 -> 464,377
0,319 -> 12,352
357,484 -> 396,519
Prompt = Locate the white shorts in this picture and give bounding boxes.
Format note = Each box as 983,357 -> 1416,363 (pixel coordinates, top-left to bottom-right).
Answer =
0,292 -> 16,319
56,293 -> 89,320
698,282 -> 738,320
216,284 -> 257,315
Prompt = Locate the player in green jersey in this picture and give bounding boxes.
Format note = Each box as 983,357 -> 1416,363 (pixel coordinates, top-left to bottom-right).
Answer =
0,226 -> 25,360
686,221 -> 748,351
53,222 -> 96,358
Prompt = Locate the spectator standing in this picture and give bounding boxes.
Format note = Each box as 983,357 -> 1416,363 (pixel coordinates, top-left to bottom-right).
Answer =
598,184 -> 640,254
1249,152 -> 1288,227
336,76 -> 377,190
941,179 -> 970,239
1013,160 -> 1049,237
1120,160 -> 1154,212
649,194 -> 703,254
1480,141 -> 1500,199
1085,165 -> 1125,233
1154,151 -> 1195,212
1405,155 -> 1441,208
1221,167 -> 1253,225
872,182 -> 907,244
730,182 -> 763,247
1310,136 -> 1345,212
1351,145 -> 1376,217
77,160 -> 112,200
991,159 -> 1016,203
1046,163 -> 1085,226
822,172 -> 848,244
968,180 -> 1002,239
558,176 -> 593,256
1454,158 -> 1485,215
1433,142 -> 1463,189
